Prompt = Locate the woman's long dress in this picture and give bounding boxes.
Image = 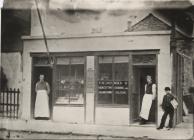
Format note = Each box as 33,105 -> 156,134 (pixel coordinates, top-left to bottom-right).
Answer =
34,81 -> 50,118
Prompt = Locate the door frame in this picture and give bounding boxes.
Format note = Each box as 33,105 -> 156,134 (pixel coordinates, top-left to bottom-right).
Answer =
31,61 -> 54,120
130,65 -> 158,125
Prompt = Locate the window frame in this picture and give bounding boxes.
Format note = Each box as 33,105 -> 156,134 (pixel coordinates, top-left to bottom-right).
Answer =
54,56 -> 86,106
31,50 -> 159,108
97,55 -> 129,106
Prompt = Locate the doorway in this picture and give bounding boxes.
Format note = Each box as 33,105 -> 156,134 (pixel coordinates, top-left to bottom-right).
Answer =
31,66 -> 53,119
130,66 -> 157,124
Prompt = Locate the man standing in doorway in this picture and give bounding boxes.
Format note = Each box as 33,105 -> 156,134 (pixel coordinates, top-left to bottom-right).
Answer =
139,75 -> 156,125
35,74 -> 50,120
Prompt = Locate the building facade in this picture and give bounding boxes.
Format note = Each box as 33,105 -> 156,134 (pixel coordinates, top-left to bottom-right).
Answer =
19,8 -> 194,126
1,1 -> 194,127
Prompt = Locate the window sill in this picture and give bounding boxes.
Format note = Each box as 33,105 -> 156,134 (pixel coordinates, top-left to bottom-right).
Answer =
54,104 -> 84,107
96,104 -> 129,108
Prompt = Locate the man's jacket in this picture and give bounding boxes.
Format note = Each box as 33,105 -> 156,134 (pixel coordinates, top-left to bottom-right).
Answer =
161,93 -> 175,111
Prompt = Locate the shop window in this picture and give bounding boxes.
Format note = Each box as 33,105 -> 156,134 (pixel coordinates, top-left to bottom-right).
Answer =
55,57 -> 85,105
98,56 -> 128,105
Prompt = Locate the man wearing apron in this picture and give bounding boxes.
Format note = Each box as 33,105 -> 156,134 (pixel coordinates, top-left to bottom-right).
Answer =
139,75 -> 156,125
35,74 -> 50,119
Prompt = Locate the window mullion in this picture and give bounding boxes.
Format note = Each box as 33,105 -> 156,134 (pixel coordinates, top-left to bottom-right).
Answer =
69,58 -> 71,104
112,56 -> 115,105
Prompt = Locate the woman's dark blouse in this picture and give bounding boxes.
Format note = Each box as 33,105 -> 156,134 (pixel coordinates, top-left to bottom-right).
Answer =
36,81 -> 50,93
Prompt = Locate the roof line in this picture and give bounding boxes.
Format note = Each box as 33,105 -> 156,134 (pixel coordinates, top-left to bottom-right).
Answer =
129,12 -> 191,38
151,12 -> 191,38
22,30 -> 171,40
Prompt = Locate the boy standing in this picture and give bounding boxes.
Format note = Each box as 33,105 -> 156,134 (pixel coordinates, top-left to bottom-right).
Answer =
157,87 -> 177,130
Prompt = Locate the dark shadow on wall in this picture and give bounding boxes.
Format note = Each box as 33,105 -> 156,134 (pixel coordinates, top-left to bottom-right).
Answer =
0,67 -> 8,91
2,9 -> 31,52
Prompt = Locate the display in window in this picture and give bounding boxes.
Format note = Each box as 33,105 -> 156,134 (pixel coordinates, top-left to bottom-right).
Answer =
55,57 -> 85,105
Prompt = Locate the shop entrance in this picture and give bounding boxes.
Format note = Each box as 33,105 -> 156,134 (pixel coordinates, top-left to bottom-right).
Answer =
31,66 -> 53,119
130,66 -> 157,124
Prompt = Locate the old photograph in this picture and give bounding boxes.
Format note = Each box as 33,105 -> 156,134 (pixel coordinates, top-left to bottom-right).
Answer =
0,0 -> 194,139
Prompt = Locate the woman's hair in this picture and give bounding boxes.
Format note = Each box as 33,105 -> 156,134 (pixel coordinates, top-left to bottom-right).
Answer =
146,75 -> 152,78
164,87 -> 171,91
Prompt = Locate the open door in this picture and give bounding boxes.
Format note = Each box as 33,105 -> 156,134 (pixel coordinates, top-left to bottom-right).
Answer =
130,66 -> 157,124
31,66 -> 53,119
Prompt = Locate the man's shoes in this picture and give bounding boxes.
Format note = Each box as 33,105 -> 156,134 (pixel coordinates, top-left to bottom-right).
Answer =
157,127 -> 163,130
139,118 -> 146,125
139,121 -> 145,125
167,127 -> 172,130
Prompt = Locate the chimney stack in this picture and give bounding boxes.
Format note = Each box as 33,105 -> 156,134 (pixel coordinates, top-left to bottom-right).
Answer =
127,20 -> 132,31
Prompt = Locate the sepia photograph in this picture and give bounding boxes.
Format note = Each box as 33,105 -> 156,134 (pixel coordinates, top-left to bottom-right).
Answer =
0,0 -> 194,139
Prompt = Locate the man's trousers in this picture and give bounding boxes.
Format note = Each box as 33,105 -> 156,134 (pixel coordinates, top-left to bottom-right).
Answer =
159,108 -> 174,128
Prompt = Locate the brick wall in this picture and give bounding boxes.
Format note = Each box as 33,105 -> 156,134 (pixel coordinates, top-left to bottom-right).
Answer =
128,14 -> 170,32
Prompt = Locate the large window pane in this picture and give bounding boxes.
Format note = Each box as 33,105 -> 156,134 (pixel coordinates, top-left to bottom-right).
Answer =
98,94 -> 112,104
98,81 -> 113,104
55,57 -> 85,105
99,57 -> 112,81
99,63 -> 112,80
114,56 -> 128,104
114,63 -> 128,81
56,65 -> 70,104
114,81 -> 128,104
70,64 -> 84,104
97,56 -> 129,105
98,56 -> 113,104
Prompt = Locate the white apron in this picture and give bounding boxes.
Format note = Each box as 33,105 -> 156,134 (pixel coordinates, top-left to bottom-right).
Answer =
35,90 -> 50,118
139,94 -> 153,120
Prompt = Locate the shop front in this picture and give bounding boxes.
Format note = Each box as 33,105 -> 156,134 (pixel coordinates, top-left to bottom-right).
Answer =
21,32 -> 172,126
30,50 -> 159,125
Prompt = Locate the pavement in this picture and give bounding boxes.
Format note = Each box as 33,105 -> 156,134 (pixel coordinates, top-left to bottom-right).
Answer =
0,115 -> 193,140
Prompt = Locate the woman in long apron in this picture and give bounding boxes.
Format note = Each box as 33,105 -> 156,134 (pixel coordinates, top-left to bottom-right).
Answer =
34,74 -> 50,119
139,75 -> 156,125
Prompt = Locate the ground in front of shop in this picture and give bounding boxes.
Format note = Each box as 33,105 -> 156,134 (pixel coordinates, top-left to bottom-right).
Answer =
0,129 -> 152,140
0,114 -> 193,140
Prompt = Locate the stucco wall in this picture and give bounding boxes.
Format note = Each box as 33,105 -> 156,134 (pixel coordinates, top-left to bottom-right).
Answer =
53,106 -> 85,123
21,33 -> 171,126
30,9 -> 161,36
1,52 -> 22,89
